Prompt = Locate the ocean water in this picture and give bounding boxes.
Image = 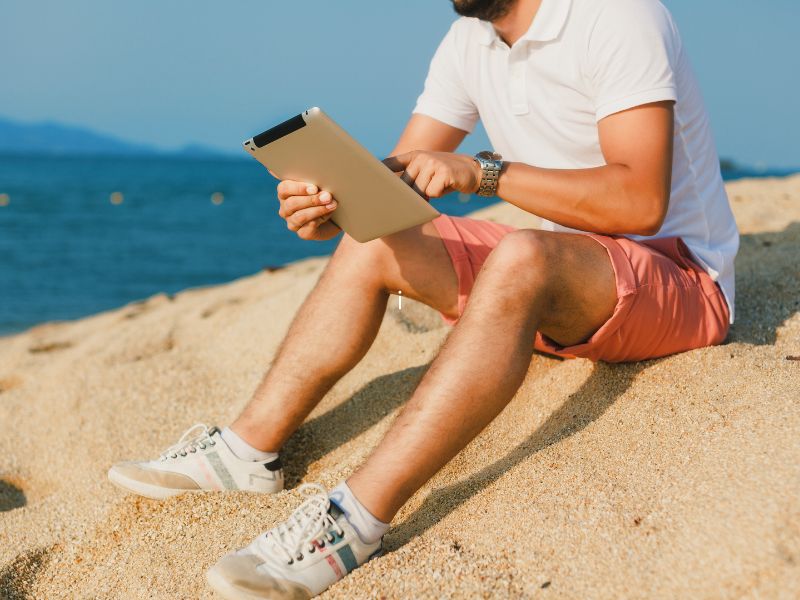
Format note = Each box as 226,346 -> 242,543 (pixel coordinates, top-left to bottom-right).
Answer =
0,154 -> 494,334
1,155 -> 796,335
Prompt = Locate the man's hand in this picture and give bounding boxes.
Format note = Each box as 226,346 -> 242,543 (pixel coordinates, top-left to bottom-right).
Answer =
382,150 -> 482,199
276,180 -> 341,241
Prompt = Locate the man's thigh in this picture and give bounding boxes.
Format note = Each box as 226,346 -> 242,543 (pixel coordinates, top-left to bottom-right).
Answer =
533,235 -> 731,363
531,231 -> 618,347
341,216 -> 461,320
426,214 -> 617,345
427,214 -> 729,363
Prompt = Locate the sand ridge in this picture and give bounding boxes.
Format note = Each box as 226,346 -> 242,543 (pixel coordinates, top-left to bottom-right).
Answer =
1,176 -> 799,598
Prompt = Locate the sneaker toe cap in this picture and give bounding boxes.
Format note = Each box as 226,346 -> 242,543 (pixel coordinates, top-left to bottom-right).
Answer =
207,552 -> 311,600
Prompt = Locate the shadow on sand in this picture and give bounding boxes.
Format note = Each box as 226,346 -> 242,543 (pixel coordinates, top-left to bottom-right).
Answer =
285,223 -> 799,547
0,547 -> 51,600
282,365 -> 429,486
387,360 -> 648,549
0,480 -> 26,513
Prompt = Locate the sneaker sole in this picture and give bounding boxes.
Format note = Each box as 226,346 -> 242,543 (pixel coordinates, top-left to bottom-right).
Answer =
107,467 -> 285,499
107,467 -> 202,500
206,566 -> 311,600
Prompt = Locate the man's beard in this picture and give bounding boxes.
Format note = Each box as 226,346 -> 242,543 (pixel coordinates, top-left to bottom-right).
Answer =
450,0 -> 515,21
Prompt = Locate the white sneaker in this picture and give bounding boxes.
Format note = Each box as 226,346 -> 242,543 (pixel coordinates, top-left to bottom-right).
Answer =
108,424 -> 284,499
206,483 -> 383,599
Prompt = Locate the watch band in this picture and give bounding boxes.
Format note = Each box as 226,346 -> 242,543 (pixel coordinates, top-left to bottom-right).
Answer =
474,151 -> 503,197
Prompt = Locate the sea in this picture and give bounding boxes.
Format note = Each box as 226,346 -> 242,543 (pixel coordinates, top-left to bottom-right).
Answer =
0,154 -> 494,335
0,154 -> 796,336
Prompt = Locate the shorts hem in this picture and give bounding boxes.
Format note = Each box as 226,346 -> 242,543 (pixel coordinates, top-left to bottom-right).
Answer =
431,214 -> 474,326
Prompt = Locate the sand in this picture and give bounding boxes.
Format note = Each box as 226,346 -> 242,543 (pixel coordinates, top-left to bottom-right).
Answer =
1,175 -> 799,599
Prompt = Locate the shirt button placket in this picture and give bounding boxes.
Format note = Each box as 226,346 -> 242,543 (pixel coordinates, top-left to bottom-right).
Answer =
508,44 -> 529,116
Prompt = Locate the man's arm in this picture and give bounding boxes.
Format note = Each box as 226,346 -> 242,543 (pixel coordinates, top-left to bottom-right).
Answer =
497,101 -> 674,236
385,101 -> 675,237
389,114 -> 469,157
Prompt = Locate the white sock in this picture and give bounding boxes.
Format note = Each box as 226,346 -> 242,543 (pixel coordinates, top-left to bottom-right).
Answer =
220,427 -> 279,462
329,481 -> 390,545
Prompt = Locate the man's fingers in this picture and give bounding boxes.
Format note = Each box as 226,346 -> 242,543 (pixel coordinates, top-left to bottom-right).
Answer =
277,180 -> 318,200
382,152 -> 415,173
385,151 -> 431,197
397,160 -> 429,197
279,191 -> 334,218
426,172 -> 450,198
400,158 -> 422,184
400,173 -> 427,198
296,214 -> 337,240
414,165 -> 436,198
285,203 -> 337,232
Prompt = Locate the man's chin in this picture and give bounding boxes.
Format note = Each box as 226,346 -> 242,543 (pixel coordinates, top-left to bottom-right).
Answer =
450,0 -> 514,22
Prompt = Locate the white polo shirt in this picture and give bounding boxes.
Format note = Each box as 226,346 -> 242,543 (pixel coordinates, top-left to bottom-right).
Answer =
413,0 -> 739,322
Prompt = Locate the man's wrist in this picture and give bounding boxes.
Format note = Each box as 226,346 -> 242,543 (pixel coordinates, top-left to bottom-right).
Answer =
473,151 -> 503,197
495,161 -> 508,196
470,156 -> 483,194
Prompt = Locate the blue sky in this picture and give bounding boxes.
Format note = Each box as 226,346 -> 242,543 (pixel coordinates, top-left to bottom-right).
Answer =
1,0 -> 798,167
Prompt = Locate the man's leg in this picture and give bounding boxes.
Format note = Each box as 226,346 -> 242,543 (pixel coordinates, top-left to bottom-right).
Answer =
108,220 -> 465,500
205,230 -> 619,599
229,220 -> 462,452
346,229 -> 618,521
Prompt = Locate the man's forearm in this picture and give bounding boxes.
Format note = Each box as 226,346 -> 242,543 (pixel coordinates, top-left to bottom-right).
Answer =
496,161 -> 669,236
390,114 -> 468,157
494,102 -> 674,237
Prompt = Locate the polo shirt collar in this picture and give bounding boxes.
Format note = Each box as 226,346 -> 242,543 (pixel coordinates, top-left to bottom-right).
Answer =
477,0 -> 572,46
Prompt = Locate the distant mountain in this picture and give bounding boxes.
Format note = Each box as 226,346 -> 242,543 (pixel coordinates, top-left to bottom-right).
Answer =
0,116 -> 237,159
174,142 -> 235,158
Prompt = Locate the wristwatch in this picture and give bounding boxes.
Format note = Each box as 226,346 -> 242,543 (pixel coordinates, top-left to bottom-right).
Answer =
473,151 -> 503,197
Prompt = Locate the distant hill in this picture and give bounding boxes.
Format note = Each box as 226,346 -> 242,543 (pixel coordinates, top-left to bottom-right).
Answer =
0,116 -> 237,159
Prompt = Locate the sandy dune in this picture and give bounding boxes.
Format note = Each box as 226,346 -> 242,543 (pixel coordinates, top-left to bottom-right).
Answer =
1,176 -> 799,599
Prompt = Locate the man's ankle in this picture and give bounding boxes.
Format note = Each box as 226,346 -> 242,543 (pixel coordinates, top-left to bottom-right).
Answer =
220,427 -> 279,462
329,481 -> 390,544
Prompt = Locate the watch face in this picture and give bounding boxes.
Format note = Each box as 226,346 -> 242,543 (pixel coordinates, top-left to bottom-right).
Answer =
476,150 -> 502,161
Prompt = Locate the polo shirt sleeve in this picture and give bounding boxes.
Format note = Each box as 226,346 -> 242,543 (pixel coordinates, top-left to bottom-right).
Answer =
586,0 -> 680,122
412,21 -> 479,133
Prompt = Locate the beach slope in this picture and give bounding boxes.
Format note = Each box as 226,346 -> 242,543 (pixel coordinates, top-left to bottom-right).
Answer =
1,176 -> 799,598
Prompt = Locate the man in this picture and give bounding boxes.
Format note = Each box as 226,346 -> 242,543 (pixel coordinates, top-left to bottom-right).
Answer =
108,0 -> 739,597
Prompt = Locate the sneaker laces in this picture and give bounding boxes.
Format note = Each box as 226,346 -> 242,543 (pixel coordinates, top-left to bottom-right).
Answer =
159,423 -> 217,460
258,483 -> 344,565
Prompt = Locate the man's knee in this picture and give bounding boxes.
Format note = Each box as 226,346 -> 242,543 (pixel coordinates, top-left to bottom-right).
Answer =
328,231 -> 417,293
331,232 -> 385,267
331,224 -> 430,276
334,231 -> 365,254
486,229 -> 558,287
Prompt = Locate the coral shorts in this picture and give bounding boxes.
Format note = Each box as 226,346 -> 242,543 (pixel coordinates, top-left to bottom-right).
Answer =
431,214 -> 730,363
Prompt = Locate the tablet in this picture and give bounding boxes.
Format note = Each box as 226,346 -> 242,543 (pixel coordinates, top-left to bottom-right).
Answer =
243,107 -> 440,242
